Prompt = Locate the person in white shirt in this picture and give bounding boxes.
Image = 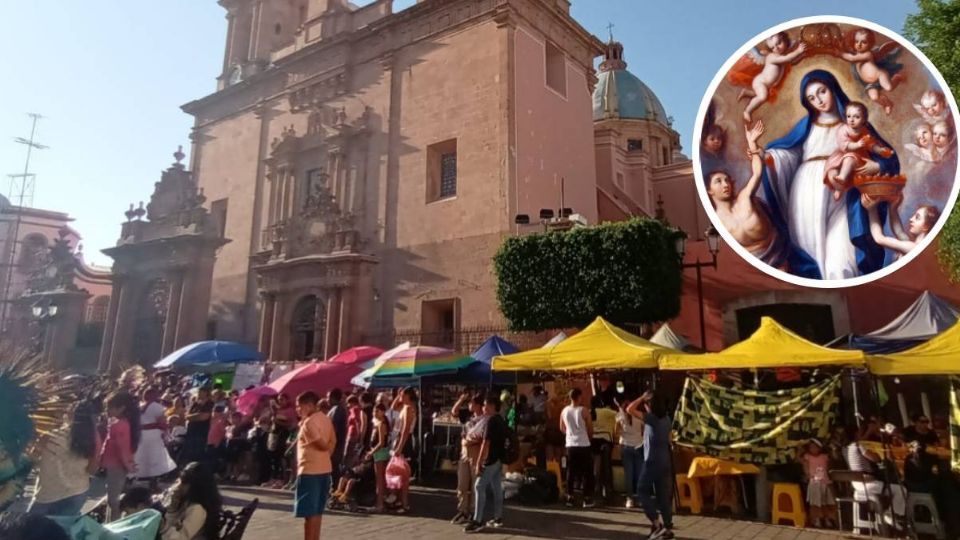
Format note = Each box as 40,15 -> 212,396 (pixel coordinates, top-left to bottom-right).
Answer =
614,396 -> 644,509
159,462 -> 223,540
559,388 -> 594,508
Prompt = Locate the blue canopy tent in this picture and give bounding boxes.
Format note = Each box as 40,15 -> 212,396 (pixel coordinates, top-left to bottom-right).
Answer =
154,341 -> 264,369
840,291 -> 959,353
429,336 -> 519,385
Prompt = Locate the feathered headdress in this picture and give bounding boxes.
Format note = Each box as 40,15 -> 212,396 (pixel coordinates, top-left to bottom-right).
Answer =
0,349 -> 91,511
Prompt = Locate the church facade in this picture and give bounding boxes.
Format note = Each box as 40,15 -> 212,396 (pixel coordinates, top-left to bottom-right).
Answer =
179,0 -> 602,362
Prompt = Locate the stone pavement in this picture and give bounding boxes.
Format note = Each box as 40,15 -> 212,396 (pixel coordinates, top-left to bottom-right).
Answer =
224,485 -> 853,540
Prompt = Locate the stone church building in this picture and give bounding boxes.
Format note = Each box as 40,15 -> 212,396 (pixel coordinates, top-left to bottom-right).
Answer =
98,0 -> 960,369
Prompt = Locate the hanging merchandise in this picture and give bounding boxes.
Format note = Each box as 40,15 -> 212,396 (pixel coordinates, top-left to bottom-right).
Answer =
673,374 -> 841,465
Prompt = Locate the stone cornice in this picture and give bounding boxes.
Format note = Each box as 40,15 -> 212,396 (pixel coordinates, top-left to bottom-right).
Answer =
183,0 -> 603,121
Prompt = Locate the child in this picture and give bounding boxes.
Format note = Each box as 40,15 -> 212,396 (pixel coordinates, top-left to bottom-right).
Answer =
865,195 -> 941,256
706,120 -> 781,265
207,404 -> 227,464
905,123 -> 936,162
913,89 -> 949,125
732,31 -> 807,122
343,395 -> 364,467
801,439 -> 836,528
824,102 -> 893,200
932,120 -> 955,161
329,457 -> 374,510
841,28 -> 905,114
100,392 -> 141,522
223,411 -> 248,482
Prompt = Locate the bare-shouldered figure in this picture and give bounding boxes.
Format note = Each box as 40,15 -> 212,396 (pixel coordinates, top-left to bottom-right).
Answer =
707,121 -> 779,262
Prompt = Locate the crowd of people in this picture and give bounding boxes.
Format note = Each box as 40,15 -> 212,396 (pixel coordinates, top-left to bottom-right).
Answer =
12,363 -> 960,540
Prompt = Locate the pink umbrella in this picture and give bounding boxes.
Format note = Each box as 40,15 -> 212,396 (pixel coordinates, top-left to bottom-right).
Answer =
329,346 -> 384,365
268,361 -> 362,400
236,385 -> 278,416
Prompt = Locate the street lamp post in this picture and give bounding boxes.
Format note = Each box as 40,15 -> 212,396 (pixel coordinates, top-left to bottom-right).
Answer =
31,299 -> 59,358
675,227 -> 721,350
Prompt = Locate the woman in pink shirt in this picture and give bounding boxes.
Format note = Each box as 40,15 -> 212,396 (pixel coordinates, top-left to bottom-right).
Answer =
100,392 -> 141,522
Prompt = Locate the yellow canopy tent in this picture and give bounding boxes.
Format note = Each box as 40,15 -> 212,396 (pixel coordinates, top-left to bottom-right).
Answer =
658,317 -> 865,370
492,317 -> 668,371
868,320 -> 960,375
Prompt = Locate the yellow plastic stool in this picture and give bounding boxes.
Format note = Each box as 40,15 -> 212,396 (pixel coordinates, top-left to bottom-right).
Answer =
771,483 -> 806,527
546,460 -> 564,495
675,474 -> 703,514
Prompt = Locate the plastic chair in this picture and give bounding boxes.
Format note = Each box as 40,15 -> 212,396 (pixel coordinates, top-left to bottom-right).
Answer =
771,483 -> 806,527
907,492 -> 945,540
830,470 -> 883,536
675,473 -> 703,514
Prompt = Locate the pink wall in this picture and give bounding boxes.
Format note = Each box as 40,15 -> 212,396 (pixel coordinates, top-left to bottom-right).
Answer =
514,27 -> 597,225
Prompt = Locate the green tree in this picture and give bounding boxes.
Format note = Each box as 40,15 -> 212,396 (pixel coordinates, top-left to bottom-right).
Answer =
904,0 -> 960,280
493,218 -> 683,331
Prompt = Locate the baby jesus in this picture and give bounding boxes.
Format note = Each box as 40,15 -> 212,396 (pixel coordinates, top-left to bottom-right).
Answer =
707,120 -> 781,264
824,102 -> 893,201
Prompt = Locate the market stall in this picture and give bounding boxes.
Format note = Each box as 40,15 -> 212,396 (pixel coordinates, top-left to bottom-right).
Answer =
845,291 -> 959,354
491,317 -> 668,372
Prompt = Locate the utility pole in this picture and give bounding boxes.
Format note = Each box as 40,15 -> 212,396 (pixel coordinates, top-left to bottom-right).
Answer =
0,113 -> 48,335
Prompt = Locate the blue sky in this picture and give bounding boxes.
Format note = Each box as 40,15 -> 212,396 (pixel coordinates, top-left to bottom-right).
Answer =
0,0 -> 917,265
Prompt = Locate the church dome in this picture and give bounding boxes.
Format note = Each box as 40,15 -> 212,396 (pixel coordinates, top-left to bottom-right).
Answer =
593,40 -> 670,126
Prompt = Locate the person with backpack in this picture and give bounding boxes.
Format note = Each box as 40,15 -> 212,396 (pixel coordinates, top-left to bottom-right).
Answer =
464,395 -> 507,534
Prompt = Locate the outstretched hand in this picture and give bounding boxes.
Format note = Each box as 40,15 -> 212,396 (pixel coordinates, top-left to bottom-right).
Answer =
745,120 -> 764,145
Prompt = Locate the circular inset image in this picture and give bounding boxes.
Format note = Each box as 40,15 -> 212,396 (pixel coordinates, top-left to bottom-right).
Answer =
694,16 -> 960,288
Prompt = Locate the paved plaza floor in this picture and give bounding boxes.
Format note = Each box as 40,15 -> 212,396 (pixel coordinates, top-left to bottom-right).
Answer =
225,485 -> 853,540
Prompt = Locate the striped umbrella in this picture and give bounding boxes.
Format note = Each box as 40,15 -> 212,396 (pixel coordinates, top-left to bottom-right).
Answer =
369,346 -> 474,380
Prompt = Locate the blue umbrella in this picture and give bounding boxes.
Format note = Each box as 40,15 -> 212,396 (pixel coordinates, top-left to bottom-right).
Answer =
153,341 -> 263,369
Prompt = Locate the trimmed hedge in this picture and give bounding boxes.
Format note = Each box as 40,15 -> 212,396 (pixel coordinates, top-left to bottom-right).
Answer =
493,218 -> 684,332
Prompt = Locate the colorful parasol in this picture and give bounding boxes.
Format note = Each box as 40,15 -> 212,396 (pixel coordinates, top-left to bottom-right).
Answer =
368,345 -> 474,380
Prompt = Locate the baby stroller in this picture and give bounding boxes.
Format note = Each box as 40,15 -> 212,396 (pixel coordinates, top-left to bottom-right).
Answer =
328,457 -> 378,511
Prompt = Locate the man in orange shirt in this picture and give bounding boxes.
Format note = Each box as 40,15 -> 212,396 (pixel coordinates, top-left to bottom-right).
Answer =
295,391 -> 337,540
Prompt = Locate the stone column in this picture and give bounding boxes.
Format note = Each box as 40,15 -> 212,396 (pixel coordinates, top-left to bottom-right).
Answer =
311,296 -> 325,358
98,277 -> 123,372
161,270 -> 185,357
173,270 -> 196,350
269,294 -> 285,361
258,293 -> 275,354
107,278 -> 138,373
338,287 -> 352,353
323,291 -> 339,360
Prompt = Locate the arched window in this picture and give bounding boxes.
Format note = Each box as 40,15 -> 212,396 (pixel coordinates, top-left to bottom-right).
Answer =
291,295 -> 326,360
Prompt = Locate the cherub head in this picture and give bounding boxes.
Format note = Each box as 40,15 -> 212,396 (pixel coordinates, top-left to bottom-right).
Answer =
932,120 -> 953,150
845,102 -> 869,131
919,90 -> 947,118
852,28 -> 876,53
908,205 -> 941,237
702,124 -> 726,155
707,170 -> 735,203
765,31 -> 791,54
915,123 -> 933,148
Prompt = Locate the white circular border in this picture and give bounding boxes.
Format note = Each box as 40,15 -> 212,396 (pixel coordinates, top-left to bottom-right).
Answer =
692,15 -> 960,289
